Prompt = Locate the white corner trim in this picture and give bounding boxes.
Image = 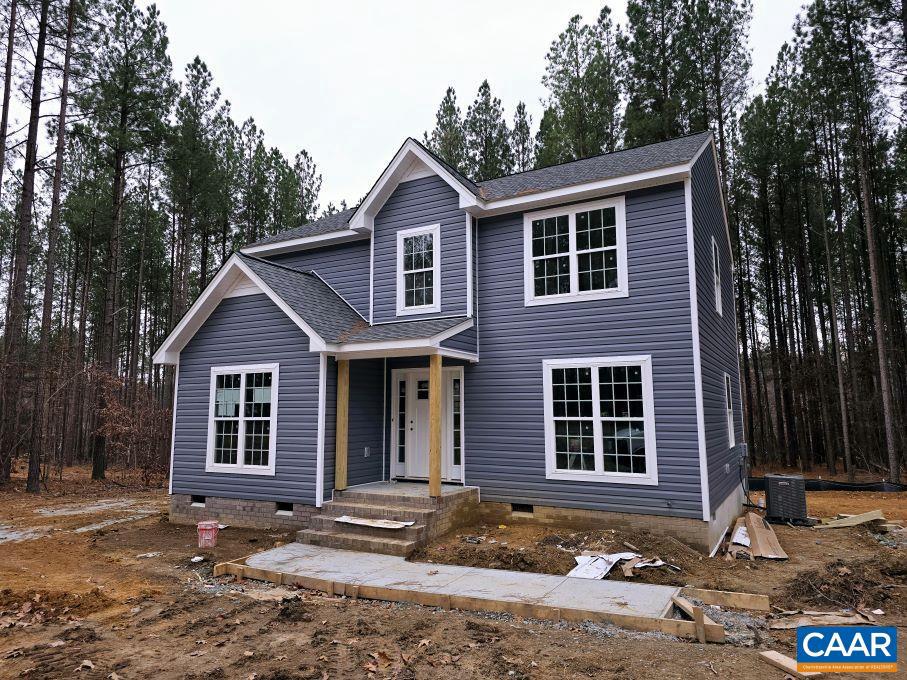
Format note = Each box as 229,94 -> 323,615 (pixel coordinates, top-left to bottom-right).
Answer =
369,227 -> 375,323
396,223 -> 442,316
241,229 -> 366,257
316,353 -> 327,507
685,178 -> 711,521
541,355 -> 659,486
204,363 -> 279,477
465,214 -> 474,317
168,363 -> 179,495
349,138 -> 479,233
153,254 -> 328,364
523,196 -> 629,307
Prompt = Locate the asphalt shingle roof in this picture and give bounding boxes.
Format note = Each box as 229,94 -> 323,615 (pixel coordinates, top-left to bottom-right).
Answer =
246,132 -> 712,249
475,131 -> 712,201
239,253 -> 470,346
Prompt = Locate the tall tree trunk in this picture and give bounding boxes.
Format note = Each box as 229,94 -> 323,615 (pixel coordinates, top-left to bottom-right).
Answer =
1,0 -> 50,484
27,0 -> 75,493
0,0 -> 16,201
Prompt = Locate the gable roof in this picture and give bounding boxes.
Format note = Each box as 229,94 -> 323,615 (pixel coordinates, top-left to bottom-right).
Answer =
152,251 -> 476,364
242,132 -> 714,254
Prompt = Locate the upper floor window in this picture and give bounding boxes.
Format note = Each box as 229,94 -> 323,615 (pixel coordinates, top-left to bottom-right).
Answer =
206,363 -> 279,476
396,224 -> 441,315
523,196 -> 628,306
712,236 -> 722,316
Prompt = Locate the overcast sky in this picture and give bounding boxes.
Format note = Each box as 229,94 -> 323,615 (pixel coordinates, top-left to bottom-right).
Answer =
154,1 -> 805,209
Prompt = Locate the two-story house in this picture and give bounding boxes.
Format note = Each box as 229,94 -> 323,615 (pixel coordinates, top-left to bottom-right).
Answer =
154,131 -> 745,554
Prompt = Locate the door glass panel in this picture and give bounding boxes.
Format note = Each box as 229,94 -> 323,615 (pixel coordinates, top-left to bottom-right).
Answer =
397,380 -> 406,463
452,378 -> 461,466
417,380 -> 429,399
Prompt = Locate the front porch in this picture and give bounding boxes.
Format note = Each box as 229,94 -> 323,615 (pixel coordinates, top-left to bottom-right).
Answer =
332,353 -> 465,498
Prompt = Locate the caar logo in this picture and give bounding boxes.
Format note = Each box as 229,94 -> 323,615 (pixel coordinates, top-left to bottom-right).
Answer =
797,626 -> 898,673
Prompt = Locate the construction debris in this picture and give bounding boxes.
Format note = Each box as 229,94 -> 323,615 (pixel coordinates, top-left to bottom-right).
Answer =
333,515 -> 415,530
568,552 -> 678,579
769,609 -> 876,629
725,513 -> 787,560
815,509 -> 885,529
759,650 -> 824,678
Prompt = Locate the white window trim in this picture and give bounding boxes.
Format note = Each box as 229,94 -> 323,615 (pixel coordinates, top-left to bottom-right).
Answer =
205,363 -> 279,476
712,236 -> 722,316
542,356 -> 658,485
396,223 -> 441,316
724,372 -> 735,448
523,196 -> 629,306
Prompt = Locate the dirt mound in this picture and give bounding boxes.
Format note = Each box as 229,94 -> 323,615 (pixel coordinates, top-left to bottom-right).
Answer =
779,554 -> 907,610
0,587 -> 115,625
276,596 -> 314,622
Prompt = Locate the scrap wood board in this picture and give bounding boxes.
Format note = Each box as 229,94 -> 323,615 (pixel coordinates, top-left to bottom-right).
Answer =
815,509 -> 884,529
680,587 -> 770,611
759,650 -> 823,678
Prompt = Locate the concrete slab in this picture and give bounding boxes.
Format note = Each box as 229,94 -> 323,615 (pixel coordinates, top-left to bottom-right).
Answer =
344,481 -> 474,498
241,543 -> 678,620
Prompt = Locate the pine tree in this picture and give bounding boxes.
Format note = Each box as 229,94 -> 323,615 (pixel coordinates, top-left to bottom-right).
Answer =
463,80 -> 513,181
535,106 -> 571,168
293,149 -> 321,224
510,102 -> 534,172
623,0 -> 686,145
423,87 -> 467,172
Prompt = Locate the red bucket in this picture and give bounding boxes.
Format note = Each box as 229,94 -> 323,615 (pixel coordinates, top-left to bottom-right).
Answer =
197,520 -> 219,548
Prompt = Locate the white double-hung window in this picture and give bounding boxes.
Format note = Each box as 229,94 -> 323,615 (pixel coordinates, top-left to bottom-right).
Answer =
206,363 -> 279,475
542,356 -> 658,485
396,224 -> 441,315
524,196 -> 628,306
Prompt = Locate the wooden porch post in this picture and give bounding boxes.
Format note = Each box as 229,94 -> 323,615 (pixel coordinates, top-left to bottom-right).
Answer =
428,353 -> 442,497
335,359 -> 349,491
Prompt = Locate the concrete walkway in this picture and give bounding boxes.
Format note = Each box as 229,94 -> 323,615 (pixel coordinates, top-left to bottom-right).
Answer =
243,543 -> 678,620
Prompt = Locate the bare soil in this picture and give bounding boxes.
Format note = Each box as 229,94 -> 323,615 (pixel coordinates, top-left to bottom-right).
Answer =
1,468 -> 904,679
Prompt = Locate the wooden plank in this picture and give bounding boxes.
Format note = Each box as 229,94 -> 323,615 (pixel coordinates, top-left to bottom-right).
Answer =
815,509 -> 884,529
671,595 -> 717,626
680,587 -> 770,612
759,650 -> 823,678
428,353 -> 442,497
745,512 -> 788,559
335,359 -> 349,491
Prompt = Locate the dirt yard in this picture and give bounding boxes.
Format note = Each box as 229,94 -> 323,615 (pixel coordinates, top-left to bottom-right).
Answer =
1,468 -> 904,679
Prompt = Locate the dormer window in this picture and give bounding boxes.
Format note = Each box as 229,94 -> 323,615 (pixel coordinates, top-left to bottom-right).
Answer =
396,224 -> 441,315
523,196 -> 628,306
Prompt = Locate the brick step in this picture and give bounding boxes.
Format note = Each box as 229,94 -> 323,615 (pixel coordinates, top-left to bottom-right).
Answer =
309,514 -> 427,541
333,488 -> 439,508
321,500 -> 437,523
296,528 -> 418,557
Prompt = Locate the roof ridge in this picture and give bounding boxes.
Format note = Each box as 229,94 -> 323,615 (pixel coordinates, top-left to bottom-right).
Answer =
477,130 -> 713,185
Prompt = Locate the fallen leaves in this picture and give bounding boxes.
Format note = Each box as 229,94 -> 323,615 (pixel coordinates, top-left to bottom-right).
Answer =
76,659 -> 95,671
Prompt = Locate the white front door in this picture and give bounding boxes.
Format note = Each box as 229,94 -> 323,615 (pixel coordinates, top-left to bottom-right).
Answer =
392,367 -> 463,482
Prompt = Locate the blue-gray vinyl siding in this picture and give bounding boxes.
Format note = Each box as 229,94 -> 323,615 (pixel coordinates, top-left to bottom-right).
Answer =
346,359 -> 386,486
691,150 -> 745,513
372,175 -> 469,322
172,294 -> 320,504
324,357 -> 336,498
439,325 -> 477,354
268,239 -> 371,317
467,184 -> 703,519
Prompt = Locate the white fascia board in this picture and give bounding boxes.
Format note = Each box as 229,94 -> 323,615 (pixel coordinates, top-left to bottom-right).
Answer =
473,165 -> 691,217
152,254 -> 327,364
240,229 -> 366,257
349,139 -> 479,233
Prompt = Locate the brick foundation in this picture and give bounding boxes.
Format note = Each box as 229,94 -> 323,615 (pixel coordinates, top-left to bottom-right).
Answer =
170,494 -> 317,531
